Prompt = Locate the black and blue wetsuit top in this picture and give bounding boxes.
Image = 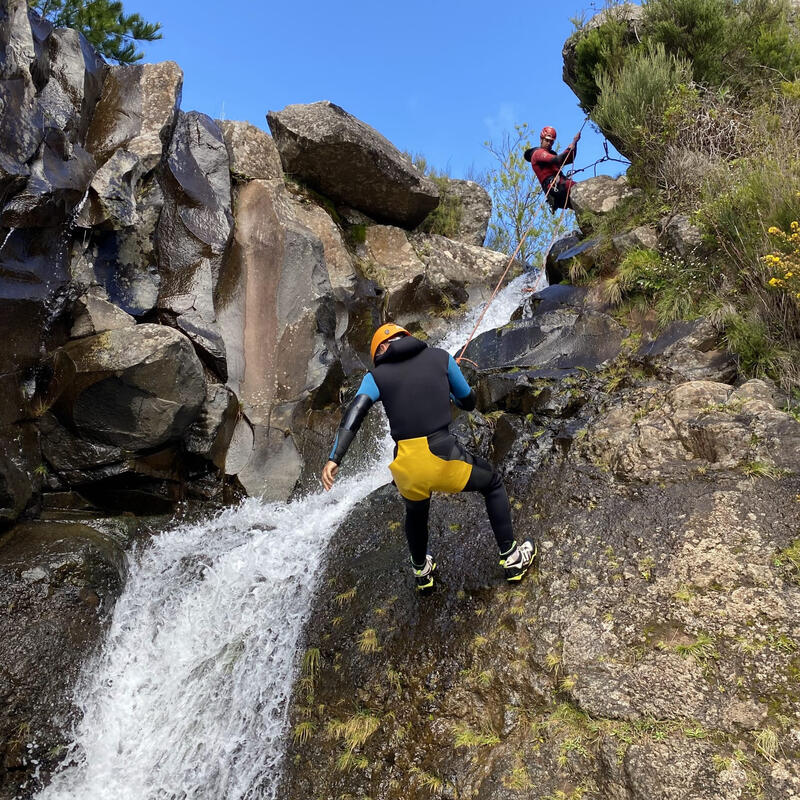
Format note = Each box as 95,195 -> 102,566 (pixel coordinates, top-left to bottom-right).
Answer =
328,335 -> 475,464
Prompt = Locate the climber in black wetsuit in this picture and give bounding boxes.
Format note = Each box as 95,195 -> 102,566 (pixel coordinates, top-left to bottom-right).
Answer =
321,323 -> 535,592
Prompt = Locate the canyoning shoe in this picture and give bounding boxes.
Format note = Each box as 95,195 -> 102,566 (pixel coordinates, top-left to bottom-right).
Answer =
499,540 -> 536,582
413,554 -> 437,593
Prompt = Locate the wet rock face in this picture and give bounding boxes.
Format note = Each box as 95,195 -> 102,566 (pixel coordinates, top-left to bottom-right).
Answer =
83,61 -> 182,171
267,100 -> 439,227
280,324 -> 800,800
0,517 -> 140,794
54,324 -> 206,450
463,307 -> 626,373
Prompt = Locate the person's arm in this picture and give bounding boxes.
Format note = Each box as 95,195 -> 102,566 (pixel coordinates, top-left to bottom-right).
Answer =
322,373 -> 380,490
447,355 -> 476,411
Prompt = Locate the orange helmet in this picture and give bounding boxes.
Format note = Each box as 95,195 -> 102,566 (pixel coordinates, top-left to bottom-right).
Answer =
370,323 -> 410,360
540,126 -> 557,140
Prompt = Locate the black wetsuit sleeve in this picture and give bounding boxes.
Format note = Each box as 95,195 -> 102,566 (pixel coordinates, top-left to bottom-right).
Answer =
328,394 -> 375,464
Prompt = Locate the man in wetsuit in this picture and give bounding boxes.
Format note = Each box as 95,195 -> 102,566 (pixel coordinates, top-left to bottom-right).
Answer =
524,125 -> 580,213
321,323 -> 535,592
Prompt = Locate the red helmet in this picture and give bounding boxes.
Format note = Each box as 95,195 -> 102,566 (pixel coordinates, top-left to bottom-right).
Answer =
540,126 -> 557,140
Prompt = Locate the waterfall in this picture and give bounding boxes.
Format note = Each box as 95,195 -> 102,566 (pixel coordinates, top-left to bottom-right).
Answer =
34,269 -> 538,800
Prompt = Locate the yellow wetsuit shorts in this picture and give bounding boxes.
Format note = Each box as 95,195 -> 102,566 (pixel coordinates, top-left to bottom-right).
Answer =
388,429 -> 474,502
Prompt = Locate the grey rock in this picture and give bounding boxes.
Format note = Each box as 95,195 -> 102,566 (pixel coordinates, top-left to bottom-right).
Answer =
70,293 -> 135,338
224,414 -> 254,476
267,100 -> 439,227
582,379 -> 800,481
37,26 -> 106,143
84,60 -> 183,171
216,179 -> 336,419
1,128 -> 96,228
38,412 -> 127,484
0,423 -> 39,523
463,308 -> 626,372
442,178 -> 492,246
611,224 -> 658,257
157,111 -> 233,327
219,120 -> 282,181
637,318 -> 736,383
236,424 -> 303,502
175,310 -> 228,380
54,324 -> 206,450
184,383 -> 238,470
570,174 -> 642,229
659,213 -> 705,258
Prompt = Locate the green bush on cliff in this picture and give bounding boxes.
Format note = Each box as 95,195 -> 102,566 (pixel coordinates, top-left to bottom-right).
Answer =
28,0 -> 162,63
573,0 -> 800,114
593,44 -> 692,181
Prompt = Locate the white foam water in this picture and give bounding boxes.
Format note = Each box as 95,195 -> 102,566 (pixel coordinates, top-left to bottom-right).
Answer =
438,270 -> 544,357
34,271 -> 535,800
35,457 -> 393,800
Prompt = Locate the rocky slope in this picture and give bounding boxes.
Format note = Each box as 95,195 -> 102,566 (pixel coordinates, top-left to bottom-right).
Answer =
280,286 -> 800,800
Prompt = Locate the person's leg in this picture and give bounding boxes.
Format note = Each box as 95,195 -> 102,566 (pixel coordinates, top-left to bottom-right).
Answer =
403,496 -> 431,567
461,455 -> 515,553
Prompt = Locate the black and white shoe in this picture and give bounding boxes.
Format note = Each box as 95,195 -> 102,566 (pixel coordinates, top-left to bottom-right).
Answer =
413,554 -> 436,592
499,540 -> 536,582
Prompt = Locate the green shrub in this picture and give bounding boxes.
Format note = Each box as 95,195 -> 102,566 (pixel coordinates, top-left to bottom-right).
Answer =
593,44 -> 692,179
643,0 -> 800,93
722,309 -> 793,378
418,175 -> 463,238
572,11 -> 633,110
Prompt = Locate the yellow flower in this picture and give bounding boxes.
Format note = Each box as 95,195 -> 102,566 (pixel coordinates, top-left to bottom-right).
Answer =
769,277 -> 780,286
768,226 -> 781,235
791,221 -> 799,231
786,272 -> 795,278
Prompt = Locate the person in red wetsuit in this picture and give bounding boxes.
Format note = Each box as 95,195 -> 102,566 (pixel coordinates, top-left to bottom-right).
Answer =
524,126 -> 580,213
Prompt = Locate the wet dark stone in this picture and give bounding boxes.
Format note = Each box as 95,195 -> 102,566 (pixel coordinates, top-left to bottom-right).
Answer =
512,284 -> 589,320
0,423 -> 40,524
175,311 -> 228,380
0,517 -> 134,794
462,309 -> 626,372
1,130 -> 95,228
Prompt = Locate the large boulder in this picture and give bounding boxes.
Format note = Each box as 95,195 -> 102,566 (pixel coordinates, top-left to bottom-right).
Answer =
0,518 -> 138,792
215,178 -> 339,500
356,225 -> 518,339
219,120 -> 283,182
267,101 -> 439,228
636,318 -> 737,384
582,379 -> 800,481
74,61 -> 183,318
463,308 -> 626,373
0,7 -> 105,229
441,178 -> 492,246
156,111 -> 233,378
569,174 -> 642,231
53,324 -> 206,451
83,60 -> 182,171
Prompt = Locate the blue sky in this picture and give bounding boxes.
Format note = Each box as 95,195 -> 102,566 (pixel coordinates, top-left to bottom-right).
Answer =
132,0 -> 625,180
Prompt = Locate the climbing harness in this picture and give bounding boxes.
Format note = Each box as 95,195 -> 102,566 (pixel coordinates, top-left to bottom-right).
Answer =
454,124 -> 630,364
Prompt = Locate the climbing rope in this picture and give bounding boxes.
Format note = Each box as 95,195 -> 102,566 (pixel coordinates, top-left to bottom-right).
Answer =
455,119 -> 590,364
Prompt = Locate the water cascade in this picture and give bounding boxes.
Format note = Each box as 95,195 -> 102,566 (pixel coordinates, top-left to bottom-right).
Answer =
35,272 -> 535,800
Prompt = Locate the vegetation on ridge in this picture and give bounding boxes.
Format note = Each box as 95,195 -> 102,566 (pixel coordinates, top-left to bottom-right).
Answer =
568,0 -> 800,393
28,0 -> 162,63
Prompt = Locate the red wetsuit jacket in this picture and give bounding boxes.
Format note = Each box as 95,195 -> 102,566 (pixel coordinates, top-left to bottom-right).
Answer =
531,144 -> 577,193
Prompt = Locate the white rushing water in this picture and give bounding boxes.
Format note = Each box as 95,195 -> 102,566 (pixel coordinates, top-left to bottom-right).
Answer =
35,268 -> 542,800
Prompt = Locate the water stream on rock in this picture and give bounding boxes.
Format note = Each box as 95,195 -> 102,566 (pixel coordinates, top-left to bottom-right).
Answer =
34,270 -> 537,800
